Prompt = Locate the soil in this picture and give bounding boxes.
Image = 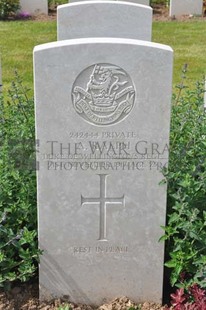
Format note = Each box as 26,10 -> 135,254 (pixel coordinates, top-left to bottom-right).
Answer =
0,281 -> 168,310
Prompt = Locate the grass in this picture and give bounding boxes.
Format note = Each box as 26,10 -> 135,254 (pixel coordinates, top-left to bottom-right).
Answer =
152,20 -> 206,88
0,18 -> 206,94
0,20 -> 56,93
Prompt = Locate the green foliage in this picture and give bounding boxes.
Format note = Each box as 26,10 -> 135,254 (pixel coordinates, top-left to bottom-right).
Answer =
48,0 -> 68,9
162,68 -> 206,289
0,72 -> 40,288
0,0 -> 20,19
57,305 -> 72,310
150,0 -> 168,5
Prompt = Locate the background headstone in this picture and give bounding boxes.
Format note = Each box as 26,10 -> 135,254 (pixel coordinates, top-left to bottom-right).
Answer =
58,2 -> 152,41
34,37 -> 173,305
69,0 -> 150,4
170,0 -> 203,17
20,0 -> 48,15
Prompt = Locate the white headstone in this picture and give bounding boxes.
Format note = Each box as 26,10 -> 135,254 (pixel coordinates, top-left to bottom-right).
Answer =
69,0 -> 150,4
34,37 -> 173,305
58,2 -> 152,41
20,0 -> 48,15
170,0 -> 203,17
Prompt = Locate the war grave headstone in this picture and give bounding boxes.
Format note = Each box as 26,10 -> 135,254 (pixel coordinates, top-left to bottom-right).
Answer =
57,2 -> 152,41
69,0 -> 150,5
20,0 -> 48,15
34,37 -> 173,305
170,0 -> 203,17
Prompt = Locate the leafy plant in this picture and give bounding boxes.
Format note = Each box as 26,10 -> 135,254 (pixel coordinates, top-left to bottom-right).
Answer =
0,0 -> 20,19
57,305 -> 72,310
0,72 -> 40,289
170,284 -> 206,309
48,0 -> 68,10
161,67 -> 206,289
150,0 -> 169,6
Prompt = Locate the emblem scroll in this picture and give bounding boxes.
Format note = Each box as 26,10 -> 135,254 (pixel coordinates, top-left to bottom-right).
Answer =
72,63 -> 135,126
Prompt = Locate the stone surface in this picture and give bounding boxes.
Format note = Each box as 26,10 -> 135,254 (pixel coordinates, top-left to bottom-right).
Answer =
57,2 -> 152,41
169,0 -> 203,17
69,0 -> 149,4
20,0 -> 48,15
34,37 -> 173,305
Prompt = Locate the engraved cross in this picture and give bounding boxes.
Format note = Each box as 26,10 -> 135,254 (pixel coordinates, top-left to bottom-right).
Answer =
81,174 -> 125,241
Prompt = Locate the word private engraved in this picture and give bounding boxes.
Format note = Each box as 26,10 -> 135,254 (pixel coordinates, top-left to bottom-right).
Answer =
72,63 -> 135,126
81,174 -> 125,241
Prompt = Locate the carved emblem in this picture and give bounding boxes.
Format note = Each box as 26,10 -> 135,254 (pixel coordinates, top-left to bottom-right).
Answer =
72,63 -> 135,126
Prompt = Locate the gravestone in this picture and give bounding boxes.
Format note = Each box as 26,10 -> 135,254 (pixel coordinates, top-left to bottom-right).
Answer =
34,37 -> 173,305
58,2 -> 152,41
170,0 -> 203,17
20,0 -> 48,15
69,0 -> 150,4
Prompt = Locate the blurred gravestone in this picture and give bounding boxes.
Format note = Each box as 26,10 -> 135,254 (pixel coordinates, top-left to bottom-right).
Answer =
58,2 -> 152,41
69,0 -> 149,4
20,0 -> 48,15
170,0 -> 203,17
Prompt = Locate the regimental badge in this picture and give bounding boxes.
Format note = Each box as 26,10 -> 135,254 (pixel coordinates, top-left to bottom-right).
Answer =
72,63 -> 135,126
